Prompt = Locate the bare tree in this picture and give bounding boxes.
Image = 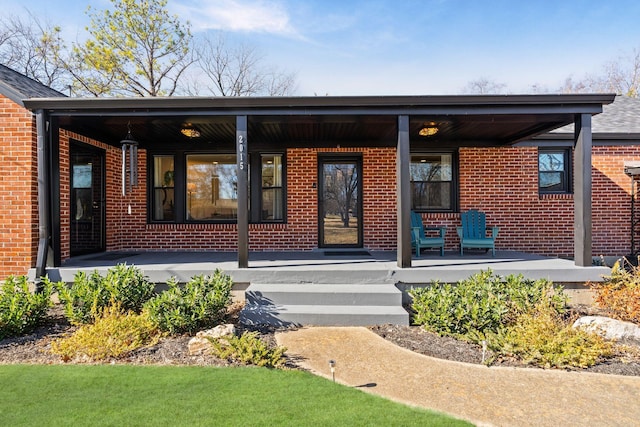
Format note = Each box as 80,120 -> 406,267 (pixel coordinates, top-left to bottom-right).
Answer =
185,33 -> 297,96
558,49 -> 640,97
0,11 -> 69,91
460,77 -> 507,94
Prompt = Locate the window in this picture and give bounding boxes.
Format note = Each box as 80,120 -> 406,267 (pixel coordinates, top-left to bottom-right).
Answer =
151,156 -> 175,221
410,153 -> 455,212
150,152 -> 286,224
261,154 -> 284,221
539,149 -> 571,193
187,154 -> 237,220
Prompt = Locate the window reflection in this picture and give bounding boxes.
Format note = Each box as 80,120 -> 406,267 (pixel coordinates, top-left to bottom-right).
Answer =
187,154 -> 238,220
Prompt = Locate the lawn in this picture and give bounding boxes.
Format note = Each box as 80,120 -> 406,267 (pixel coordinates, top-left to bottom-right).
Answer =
0,365 -> 470,426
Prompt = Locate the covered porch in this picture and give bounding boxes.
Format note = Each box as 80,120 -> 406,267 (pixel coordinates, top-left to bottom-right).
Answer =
24,94 -> 616,279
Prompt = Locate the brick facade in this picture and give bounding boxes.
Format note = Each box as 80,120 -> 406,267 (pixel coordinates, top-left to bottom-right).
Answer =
2,91 -> 639,277
0,95 -> 38,277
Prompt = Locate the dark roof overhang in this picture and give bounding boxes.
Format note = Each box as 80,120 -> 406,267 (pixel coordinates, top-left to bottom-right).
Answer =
23,94 -> 616,149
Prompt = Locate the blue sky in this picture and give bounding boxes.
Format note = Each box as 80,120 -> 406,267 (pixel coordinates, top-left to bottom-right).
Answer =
5,0 -> 640,95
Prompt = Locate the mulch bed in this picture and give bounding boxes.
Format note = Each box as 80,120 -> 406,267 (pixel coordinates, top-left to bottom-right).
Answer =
2,304 -> 640,376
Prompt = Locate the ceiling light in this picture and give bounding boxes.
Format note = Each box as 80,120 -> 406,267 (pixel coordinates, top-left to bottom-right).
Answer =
418,122 -> 439,137
181,124 -> 201,138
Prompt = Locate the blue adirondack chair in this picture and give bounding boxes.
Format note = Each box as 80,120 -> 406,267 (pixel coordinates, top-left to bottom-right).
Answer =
410,211 -> 446,257
456,210 -> 499,256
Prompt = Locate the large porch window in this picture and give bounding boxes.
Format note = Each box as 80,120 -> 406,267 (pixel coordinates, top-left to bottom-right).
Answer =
187,154 -> 238,220
150,152 -> 285,223
410,153 -> 456,212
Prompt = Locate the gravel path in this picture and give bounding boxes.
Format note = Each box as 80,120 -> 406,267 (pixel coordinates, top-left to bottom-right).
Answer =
276,326 -> 640,427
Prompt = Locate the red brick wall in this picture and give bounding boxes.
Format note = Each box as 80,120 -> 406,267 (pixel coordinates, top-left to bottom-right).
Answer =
0,95 -> 38,278
98,146 -> 397,254
3,94 -> 640,277
418,146 -> 640,258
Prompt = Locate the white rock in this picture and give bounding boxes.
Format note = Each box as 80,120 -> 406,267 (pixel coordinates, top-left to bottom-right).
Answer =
573,316 -> 640,345
196,324 -> 235,339
187,324 -> 236,355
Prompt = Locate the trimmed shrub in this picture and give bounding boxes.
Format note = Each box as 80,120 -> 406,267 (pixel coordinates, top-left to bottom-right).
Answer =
589,258 -> 640,324
0,276 -> 53,340
410,270 -> 566,342
207,331 -> 287,368
488,300 -> 614,368
144,270 -> 233,334
51,303 -> 160,362
56,264 -> 155,325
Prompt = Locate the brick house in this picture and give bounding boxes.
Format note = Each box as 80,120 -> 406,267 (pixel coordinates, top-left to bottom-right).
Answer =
1,64 -> 633,280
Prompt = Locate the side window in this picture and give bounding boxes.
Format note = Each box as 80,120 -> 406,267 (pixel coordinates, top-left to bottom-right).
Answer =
410,153 -> 456,212
151,155 -> 175,221
539,149 -> 571,194
261,154 -> 284,221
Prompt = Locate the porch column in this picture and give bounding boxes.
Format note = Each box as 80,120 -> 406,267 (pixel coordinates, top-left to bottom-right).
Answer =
35,110 -> 50,279
574,113 -> 592,267
397,115 -> 412,268
236,115 -> 249,268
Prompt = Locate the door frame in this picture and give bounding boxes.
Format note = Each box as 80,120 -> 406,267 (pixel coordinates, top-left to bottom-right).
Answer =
317,154 -> 363,248
69,141 -> 106,256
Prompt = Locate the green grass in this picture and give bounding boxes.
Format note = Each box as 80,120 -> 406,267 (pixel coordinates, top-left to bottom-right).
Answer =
0,365 -> 470,426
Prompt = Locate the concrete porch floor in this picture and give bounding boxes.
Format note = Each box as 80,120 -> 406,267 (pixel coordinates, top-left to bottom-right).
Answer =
39,250 -> 611,287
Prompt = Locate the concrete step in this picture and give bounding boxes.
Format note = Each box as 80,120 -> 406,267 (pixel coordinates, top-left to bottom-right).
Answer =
240,304 -> 409,326
240,283 -> 409,326
245,283 -> 402,306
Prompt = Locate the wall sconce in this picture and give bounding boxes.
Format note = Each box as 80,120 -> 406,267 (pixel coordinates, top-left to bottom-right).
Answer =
181,124 -> 201,138
418,122 -> 439,137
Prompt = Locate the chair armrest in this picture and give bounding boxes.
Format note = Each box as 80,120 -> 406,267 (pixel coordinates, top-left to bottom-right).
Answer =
456,226 -> 463,238
425,226 -> 447,237
490,227 -> 499,239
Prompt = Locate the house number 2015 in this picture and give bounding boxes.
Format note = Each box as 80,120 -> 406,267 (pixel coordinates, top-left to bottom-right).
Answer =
238,135 -> 246,170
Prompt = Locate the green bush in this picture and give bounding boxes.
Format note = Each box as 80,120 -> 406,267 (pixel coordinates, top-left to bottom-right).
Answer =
144,270 -> 233,334
488,300 -> 614,368
51,303 -> 160,362
589,258 -> 640,324
409,270 -> 566,342
207,331 -> 287,368
56,264 -> 155,325
0,276 -> 53,340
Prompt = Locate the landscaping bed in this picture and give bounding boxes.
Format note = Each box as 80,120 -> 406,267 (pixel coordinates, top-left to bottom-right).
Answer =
2,303 -> 639,376
2,265 -> 640,376
369,319 -> 640,377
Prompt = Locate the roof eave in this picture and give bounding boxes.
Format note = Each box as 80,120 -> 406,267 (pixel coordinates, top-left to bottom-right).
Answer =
23,93 -> 617,115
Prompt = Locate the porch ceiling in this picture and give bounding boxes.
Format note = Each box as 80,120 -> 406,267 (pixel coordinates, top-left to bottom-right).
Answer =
25,94 -> 616,149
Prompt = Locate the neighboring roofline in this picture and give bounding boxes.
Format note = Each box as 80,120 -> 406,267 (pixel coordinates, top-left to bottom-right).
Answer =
0,65 -> 65,107
24,93 -> 616,116
534,132 -> 640,140
0,80 -> 31,107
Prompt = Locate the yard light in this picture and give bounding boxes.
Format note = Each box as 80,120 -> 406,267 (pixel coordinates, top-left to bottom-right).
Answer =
329,359 -> 336,382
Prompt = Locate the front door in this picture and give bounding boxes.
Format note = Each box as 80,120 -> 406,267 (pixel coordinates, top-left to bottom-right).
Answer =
70,142 -> 105,256
318,156 -> 363,248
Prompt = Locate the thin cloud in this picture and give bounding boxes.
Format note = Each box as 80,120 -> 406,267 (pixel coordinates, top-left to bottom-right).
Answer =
172,0 -> 301,38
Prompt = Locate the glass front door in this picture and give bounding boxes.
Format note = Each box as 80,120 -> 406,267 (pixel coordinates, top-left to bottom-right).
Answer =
318,156 -> 362,248
70,143 -> 105,256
